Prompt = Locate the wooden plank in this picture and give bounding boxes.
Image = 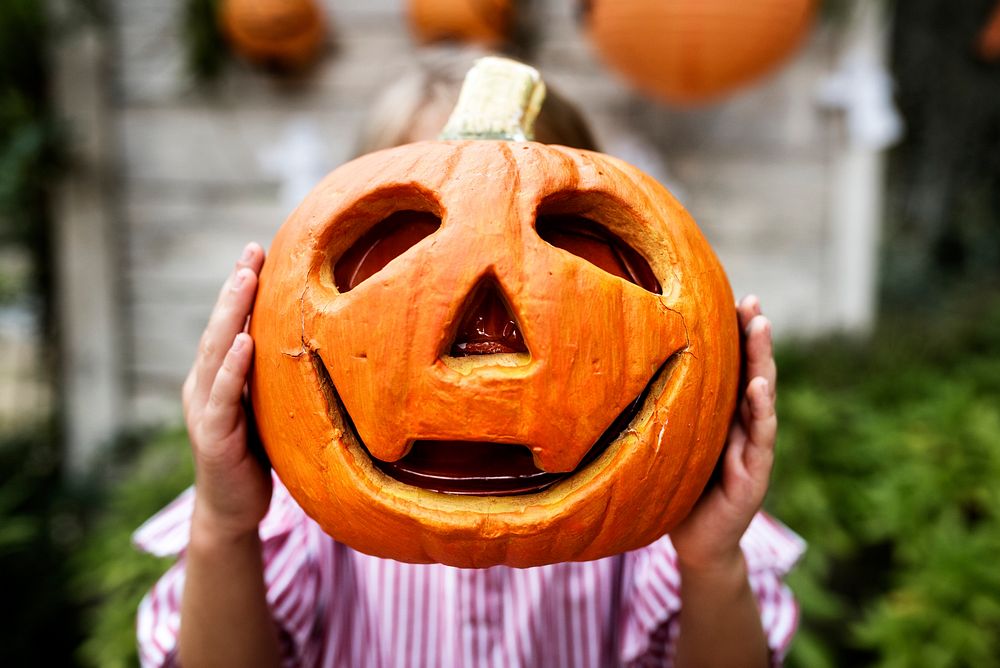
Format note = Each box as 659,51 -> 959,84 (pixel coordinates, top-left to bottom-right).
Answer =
120,106 -> 362,185
50,1 -> 123,473
106,0 -> 884,423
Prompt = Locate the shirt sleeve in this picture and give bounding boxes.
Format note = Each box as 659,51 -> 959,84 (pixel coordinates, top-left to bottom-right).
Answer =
619,512 -> 806,667
132,474 -> 330,668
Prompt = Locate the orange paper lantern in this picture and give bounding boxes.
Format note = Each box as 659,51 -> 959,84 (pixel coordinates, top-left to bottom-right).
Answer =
219,0 -> 326,71
584,0 -> 817,105
978,1 -> 1000,61
250,58 -> 740,568
408,0 -> 514,46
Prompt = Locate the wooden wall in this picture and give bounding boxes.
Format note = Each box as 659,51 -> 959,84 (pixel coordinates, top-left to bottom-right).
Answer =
54,0 -> 885,462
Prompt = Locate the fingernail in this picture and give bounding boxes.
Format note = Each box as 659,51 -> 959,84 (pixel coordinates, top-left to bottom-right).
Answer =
748,315 -> 770,336
231,334 -> 245,352
240,244 -> 255,263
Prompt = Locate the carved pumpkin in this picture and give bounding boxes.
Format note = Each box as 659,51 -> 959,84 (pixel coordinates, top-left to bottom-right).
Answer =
219,0 -> 326,71
250,58 -> 739,567
408,0 -> 514,46
583,0 -> 816,105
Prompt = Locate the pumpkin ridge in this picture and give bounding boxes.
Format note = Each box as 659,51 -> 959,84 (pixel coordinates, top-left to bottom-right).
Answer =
498,140 -> 523,253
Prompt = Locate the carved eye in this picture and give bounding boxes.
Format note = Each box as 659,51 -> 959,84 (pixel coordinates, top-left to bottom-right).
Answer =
536,214 -> 661,294
334,210 -> 441,292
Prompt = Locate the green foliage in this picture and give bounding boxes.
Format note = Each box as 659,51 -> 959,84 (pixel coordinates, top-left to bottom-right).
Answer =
820,0 -> 894,25
0,0 -> 67,343
0,0 -> 102,306
885,0 -> 1000,303
0,423 -> 84,666
771,295 -> 1000,667
0,421 -> 193,667
0,0 -> 60,229
73,429 -> 194,668
183,0 -> 228,83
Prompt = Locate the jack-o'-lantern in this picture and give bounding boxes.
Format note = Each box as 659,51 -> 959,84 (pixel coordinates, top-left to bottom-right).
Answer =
408,0 -> 514,46
219,0 -> 326,71
250,58 -> 740,568
583,0 -> 816,105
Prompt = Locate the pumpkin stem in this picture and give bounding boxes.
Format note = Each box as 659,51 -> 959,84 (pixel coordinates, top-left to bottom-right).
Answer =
439,56 -> 546,142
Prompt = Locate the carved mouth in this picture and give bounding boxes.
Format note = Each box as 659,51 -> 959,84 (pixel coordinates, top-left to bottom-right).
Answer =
309,351 -> 679,497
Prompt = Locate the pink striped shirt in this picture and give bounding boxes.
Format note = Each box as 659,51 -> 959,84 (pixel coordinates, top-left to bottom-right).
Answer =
134,474 -> 805,668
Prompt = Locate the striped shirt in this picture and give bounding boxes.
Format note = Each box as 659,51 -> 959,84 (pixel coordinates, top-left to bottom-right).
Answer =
134,474 -> 805,668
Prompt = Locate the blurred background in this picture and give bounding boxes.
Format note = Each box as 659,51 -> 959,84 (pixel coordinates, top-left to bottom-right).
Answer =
1,0 -> 998,665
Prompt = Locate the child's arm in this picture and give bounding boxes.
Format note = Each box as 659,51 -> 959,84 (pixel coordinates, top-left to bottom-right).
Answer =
670,295 -> 778,668
178,243 -> 282,668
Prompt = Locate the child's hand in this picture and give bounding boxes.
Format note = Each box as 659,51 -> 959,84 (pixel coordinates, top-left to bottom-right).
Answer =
182,243 -> 272,543
669,295 -> 777,571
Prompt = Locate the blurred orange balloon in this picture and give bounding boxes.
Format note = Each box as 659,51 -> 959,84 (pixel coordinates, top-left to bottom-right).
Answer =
408,0 -> 514,46
584,0 -> 817,105
220,0 -> 327,71
977,1 -> 1000,61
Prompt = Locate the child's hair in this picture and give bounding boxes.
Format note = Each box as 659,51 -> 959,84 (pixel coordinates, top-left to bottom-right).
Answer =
356,46 -> 598,155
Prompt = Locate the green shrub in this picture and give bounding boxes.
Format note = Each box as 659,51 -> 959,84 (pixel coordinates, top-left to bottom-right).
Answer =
0,422 -> 193,667
0,423 -> 83,666
771,296 -> 1000,668
885,0 -> 1000,301
72,429 -> 193,668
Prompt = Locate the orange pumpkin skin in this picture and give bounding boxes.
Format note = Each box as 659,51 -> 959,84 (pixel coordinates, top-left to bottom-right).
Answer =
585,0 -> 816,105
408,0 -> 513,46
250,140 -> 740,568
219,0 -> 325,70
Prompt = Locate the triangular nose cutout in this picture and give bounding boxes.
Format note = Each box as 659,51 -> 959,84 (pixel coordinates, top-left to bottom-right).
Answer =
449,280 -> 528,357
